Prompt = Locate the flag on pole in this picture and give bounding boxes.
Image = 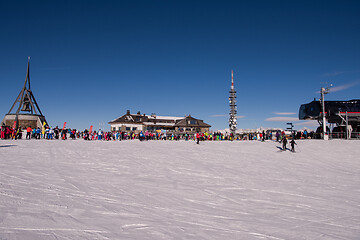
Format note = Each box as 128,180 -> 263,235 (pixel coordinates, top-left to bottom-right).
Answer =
42,122 -> 46,136
89,125 -> 93,133
62,122 -> 67,130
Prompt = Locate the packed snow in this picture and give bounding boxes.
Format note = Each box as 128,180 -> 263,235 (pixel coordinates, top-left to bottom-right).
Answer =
0,139 -> 359,239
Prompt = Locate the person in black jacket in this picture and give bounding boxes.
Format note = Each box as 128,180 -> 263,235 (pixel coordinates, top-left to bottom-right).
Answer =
282,136 -> 287,151
54,126 -> 59,139
290,139 -> 297,152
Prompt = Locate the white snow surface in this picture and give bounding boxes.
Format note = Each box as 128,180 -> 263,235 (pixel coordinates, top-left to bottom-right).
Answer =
0,139 -> 359,240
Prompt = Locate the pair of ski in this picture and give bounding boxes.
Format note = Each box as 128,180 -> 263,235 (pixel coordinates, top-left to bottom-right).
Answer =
278,149 -> 296,153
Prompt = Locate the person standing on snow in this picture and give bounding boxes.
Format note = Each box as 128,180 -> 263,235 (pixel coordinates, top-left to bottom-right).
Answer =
262,131 -> 266,141
290,139 -> 297,152
45,127 -> 50,139
54,126 -> 59,139
84,129 -> 89,140
36,127 -> 41,139
282,136 -> 287,151
48,128 -> 54,140
275,131 -> 280,142
98,129 -> 103,140
196,132 -> 200,144
26,126 -> 32,139
61,128 -> 67,140
1,124 -> 6,139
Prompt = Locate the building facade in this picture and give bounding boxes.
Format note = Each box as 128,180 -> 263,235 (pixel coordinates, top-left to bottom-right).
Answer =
109,110 -> 211,133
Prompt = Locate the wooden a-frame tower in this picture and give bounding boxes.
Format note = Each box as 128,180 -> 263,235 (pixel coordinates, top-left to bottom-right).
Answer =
1,57 -> 48,129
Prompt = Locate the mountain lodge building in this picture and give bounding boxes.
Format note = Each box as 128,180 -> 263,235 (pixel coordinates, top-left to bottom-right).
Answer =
109,110 -> 211,133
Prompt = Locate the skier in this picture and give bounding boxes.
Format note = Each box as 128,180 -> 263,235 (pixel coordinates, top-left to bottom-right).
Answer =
61,128 -> 67,140
16,128 -> 22,139
26,126 -> 32,139
196,132 -> 200,144
282,136 -> 287,151
290,138 -> 297,152
262,130 -> 265,141
45,127 -> 49,139
48,128 -> 54,140
1,124 -> 6,139
54,126 -> 59,139
71,129 -> 77,140
84,129 -> 89,140
98,129 -> 103,140
36,127 -> 41,139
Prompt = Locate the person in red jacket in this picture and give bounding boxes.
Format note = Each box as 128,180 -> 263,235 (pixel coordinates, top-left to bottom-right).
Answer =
26,126 -> 32,139
0,124 -> 5,139
196,132 -> 200,144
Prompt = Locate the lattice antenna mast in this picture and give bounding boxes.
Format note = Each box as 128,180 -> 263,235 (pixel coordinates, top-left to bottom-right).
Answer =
229,70 -> 237,135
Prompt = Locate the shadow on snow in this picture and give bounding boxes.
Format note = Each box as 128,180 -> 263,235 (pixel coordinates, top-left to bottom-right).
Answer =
0,145 -> 17,148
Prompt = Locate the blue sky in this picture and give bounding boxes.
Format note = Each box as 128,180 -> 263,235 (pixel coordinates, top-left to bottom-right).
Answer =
0,0 -> 359,131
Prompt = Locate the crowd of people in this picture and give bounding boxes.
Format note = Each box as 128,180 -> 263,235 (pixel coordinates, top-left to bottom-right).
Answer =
0,124 -> 18,139
0,125 -> 230,142
1,123 -> 314,144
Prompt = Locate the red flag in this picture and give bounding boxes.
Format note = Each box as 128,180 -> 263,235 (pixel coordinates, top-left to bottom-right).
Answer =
62,122 -> 67,130
89,125 -> 93,133
12,121 -> 17,129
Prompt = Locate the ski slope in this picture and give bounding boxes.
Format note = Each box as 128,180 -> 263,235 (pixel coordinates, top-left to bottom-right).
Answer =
0,139 -> 359,239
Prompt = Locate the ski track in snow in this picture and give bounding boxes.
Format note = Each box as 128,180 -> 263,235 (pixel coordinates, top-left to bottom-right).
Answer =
0,139 -> 359,239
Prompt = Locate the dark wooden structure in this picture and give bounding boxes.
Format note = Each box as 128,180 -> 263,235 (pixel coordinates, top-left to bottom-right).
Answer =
1,58 -> 48,129
174,115 -> 211,133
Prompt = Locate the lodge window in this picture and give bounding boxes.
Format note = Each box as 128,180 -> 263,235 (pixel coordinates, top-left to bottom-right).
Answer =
126,127 -> 131,131
132,127 -> 137,131
188,120 -> 196,125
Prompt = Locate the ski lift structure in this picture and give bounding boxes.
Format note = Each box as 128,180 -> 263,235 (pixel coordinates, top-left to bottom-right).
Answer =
299,84 -> 360,140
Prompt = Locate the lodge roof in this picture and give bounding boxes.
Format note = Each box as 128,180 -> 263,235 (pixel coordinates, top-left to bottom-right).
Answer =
109,112 -> 211,128
174,115 -> 211,128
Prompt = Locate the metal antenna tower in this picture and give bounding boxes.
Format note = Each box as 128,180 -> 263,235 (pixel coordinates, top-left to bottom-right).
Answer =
229,70 -> 237,135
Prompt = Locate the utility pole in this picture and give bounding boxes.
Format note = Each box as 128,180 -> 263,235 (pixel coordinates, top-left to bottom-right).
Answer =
320,86 -> 330,140
345,111 -> 349,140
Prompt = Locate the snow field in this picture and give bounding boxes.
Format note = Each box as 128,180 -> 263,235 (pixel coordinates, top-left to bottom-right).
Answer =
0,139 -> 359,239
